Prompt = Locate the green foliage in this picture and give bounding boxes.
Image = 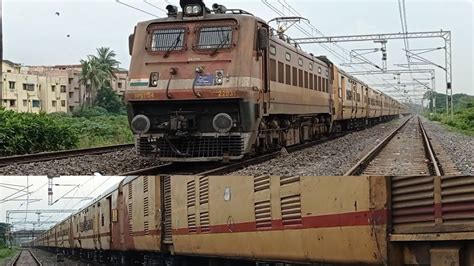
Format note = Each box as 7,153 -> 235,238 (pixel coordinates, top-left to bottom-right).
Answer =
0,110 -> 78,156
0,247 -> 18,260
426,93 -> 474,135
0,109 -> 133,156
94,86 -> 126,114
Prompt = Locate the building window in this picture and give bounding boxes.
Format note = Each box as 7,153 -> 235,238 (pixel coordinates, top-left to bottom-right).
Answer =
60,85 -> 67,93
9,100 -> 16,107
118,82 -> 123,89
23,84 -> 35,91
270,59 -> 277,82
52,100 -> 57,107
23,100 -> 27,107
68,78 -> 74,84
51,85 -> 56,92
61,100 -> 66,107
8,81 -> 15,89
285,52 -> 291,61
278,61 -> 284,83
32,100 -> 40,108
69,92 -> 74,98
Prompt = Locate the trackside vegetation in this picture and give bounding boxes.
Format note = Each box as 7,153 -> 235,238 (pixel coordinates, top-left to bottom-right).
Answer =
425,93 -> 474,135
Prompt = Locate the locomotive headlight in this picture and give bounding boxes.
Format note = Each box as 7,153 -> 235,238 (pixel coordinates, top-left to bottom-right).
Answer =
212,113 -> 233,133
215,70 -> 224,85
184,4 -> 202,15
131,115 -> 151,134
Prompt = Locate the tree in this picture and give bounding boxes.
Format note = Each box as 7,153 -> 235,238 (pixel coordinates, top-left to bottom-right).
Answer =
95,86 -> 124,114
79,47 -> 120,105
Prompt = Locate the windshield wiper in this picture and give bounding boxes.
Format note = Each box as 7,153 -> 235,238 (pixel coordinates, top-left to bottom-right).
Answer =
164,32 -> 182,58
210,33 -> 229,56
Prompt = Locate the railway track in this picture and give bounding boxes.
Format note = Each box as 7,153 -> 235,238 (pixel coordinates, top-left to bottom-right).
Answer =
344,115 -> 452,176
10,249 -> 42,266
120,133 -> 348,176
0,144 -> 134,167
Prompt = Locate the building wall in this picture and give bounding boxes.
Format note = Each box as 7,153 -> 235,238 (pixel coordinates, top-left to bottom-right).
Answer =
1,61 -> 128,114
1,72 -> 42,113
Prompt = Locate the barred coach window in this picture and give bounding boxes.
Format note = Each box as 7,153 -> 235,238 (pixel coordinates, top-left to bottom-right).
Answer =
197,26 -> 233,50
150,28 -> 185,52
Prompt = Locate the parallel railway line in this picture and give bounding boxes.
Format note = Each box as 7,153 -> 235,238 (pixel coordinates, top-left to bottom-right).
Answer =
10,249 -> 42,266
120,132 -> 349,176
344,116 -> 460,176
0,144 -> 134,167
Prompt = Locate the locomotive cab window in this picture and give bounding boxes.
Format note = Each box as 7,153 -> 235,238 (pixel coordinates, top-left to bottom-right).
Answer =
150,28 -> 186,52
197,26 -> 233,50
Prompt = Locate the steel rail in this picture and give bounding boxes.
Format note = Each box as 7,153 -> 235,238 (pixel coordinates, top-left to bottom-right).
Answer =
11,249 -> 42,266
418,117 -> 442,176
343,116 -> 412,176
0,144 -> 134,167
120,133 -> 348,176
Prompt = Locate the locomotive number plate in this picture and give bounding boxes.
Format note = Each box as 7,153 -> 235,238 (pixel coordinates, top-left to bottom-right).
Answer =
217,90 -> 237,97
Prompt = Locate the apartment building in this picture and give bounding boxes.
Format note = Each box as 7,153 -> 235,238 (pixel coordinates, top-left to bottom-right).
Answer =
1,61 -> 129,113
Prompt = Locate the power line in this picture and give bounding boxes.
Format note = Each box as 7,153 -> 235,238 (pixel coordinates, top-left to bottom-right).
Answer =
115,0 -> 159,17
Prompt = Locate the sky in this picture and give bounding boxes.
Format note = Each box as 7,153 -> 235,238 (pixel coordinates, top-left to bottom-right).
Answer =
0,175 -> 124,230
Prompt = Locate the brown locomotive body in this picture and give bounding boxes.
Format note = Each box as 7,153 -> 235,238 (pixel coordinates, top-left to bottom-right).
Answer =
125,2 -> 410,162
32,175 -> 474,265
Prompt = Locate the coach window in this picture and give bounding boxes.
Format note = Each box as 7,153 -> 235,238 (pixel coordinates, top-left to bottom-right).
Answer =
304,71 -> 309,88
285,64 -> 291,85
325,79 -> 329,93
298,69 -> 303,87
278,61 -> 285,83
309,73 -> 314,89
270,59 -> 277,81
318,67 -> 322,74
270,45 -> 276,55
292,67 -> 298,86
309,63 -> 313,71
286,52 -> 291,61
298,58 -> 303,66
318,76 -> 322,91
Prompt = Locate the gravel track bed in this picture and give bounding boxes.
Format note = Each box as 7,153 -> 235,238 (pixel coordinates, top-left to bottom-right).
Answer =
420,117 -> 473,175
0,149 -> 162,176
229,118 -> 406,176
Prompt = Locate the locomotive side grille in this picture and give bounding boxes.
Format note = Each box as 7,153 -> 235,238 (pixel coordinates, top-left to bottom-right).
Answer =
144,221 -> 149,235
162,176 -> 173,243
200,211 -> 210,232
156,136 -> 243,158
441,176 -> 474,225
188,213 -> 197,233
255,200 -> 272,229
391,176 -> 435,230
143,176 -> 149,194
128,183 -> 133,200
280,176 -> 300,186
281,195 -> 302,227
254,175 -> 270,192
187,180 -> 196,207
128,202 -> 133,236
144,197 -> 149,217
199,177 -> 209,205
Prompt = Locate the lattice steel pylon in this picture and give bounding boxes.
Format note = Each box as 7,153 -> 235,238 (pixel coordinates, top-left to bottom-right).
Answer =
293,31 -> 453,117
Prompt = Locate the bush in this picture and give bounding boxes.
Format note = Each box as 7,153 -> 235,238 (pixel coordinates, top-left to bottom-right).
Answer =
72,106 -> 109,118
95,86 -> 125,114
0,110 -> 78,156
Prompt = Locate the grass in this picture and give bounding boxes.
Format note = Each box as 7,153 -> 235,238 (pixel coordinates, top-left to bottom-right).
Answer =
0,246 -> 19,264
426,109 -> 474,136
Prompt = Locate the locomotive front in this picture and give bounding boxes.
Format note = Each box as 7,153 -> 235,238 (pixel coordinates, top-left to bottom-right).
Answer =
126,1 -> 269,162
